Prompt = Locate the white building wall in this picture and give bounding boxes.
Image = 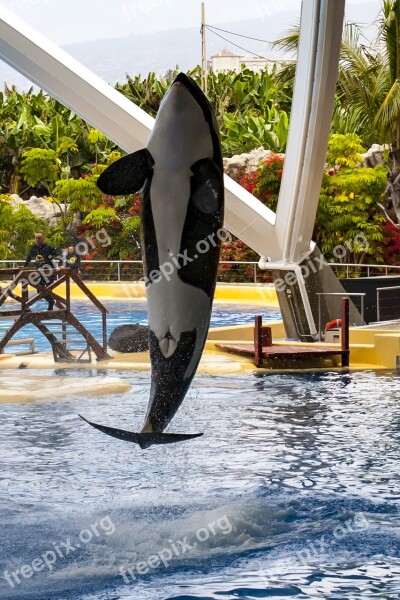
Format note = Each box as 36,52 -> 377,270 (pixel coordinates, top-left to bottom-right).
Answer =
209,50 -> 293,74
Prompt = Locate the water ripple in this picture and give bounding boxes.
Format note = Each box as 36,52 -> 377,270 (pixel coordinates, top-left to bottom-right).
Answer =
0,369 -> 399,599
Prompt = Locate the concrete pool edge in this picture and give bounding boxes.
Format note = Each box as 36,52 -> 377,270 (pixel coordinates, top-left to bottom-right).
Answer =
3,281 -> 281,307
0,373 -> 131,403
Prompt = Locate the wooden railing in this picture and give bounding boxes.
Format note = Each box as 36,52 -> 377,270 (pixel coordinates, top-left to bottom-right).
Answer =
0,267 -> 110,361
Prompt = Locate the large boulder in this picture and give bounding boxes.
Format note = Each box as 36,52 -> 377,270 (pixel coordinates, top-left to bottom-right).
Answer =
361,144 -> 389,168
10,194 -> 81,228
223,147 -> 285,174
108,324 -> 149,353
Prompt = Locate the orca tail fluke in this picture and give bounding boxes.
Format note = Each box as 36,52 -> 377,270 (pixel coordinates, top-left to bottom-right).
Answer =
79,415 -> 203,450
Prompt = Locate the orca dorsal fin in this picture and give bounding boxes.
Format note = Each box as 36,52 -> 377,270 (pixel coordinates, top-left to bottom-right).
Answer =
97,148 -> 154,196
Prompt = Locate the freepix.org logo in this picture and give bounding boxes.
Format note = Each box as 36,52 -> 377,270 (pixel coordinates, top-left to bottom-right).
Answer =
3,516 -> 115,588
121,0 -> 171,22
119,515 -> 233,582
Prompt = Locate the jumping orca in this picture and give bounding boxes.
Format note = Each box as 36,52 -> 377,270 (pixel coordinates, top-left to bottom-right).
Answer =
80,73 -> 224,449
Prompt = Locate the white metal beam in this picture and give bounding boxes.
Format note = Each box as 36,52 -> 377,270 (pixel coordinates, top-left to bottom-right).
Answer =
0,6 -> 153,149
0,6 -> 277,254
274,0 -> 345,263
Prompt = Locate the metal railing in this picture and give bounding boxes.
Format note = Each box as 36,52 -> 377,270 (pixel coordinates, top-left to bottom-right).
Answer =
0,260 -> 272,284
0,267 -> 110,360
1,260 -> 400,284
329,262 -> 400,279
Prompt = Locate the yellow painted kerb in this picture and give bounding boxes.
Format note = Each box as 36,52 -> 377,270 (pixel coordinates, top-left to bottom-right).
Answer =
8,281 -> 280,306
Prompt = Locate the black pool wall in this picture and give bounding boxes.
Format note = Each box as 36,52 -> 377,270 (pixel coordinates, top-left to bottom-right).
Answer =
341,276 -> 400,323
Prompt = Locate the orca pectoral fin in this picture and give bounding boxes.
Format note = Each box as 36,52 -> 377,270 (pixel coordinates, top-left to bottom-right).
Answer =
79,415 -> 203,450
97,148 -> 154,196
191,157 -> 224,214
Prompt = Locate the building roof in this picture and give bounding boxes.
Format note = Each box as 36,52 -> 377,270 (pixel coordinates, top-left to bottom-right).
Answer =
212,48 -> 238,58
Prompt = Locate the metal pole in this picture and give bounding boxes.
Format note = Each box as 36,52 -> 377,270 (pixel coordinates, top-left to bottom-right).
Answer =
341,297 -> 350,367
66,273 -> 70,312
254,315 -> 263,368
103,311 -> 107,352
21,273 -> 28,312
361,294 -> 364,323
318,294 -> 321,341
377,289 -> 380,322
62,320 -> 67,351
201,2 -> 207,95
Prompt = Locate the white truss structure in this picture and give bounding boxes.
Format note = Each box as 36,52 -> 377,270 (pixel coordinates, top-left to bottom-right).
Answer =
0,1 -> 345,333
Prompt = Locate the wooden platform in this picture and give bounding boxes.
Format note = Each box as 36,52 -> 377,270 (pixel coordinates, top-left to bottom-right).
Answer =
223,301 -> 352,368
215,342 -> 350,367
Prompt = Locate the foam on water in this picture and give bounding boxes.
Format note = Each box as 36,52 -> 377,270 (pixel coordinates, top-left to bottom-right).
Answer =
1,489 -> 400,599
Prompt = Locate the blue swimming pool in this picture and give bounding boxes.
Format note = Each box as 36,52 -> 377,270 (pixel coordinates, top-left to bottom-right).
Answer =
0,369 -> 399,599
0,300 -> 281,353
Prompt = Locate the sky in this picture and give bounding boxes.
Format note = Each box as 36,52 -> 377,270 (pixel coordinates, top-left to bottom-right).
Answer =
0,0 -> 382,46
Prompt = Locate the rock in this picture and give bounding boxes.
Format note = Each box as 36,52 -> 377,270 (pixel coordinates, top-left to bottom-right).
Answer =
361,144 -> 389,168
9,194 -> 81,228
108,324 -> 149,353
224,147 -> 285,174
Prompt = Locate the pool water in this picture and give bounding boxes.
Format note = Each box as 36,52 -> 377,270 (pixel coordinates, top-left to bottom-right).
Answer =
0,300 -> 281,353
0,369 -> 399,599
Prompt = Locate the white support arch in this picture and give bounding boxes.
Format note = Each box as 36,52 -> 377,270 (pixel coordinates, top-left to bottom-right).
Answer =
274,0 -> 345,264
0,1 -> 344,257
0,5 -> 277,254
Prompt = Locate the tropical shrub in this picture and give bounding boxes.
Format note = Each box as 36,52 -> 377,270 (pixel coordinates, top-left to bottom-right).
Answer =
220,153 -> 285,281
315,134 -> 387,264
382,222 -> 400,264
0,194 -> 51,260
226,137 -> 389,268
116,67 -> 292,156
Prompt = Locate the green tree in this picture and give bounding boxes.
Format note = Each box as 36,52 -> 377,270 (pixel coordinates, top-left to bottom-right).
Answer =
0,87 -> 109,195
20,148 -> 60,193
0,87 -> 52,194
374,0 -> 400,148
18,143 -> 108,241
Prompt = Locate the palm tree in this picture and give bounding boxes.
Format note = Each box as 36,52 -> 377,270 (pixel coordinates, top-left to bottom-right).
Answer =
273,2 -> 400,148
273,1 -> 400,224
375,0 -> 400,148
